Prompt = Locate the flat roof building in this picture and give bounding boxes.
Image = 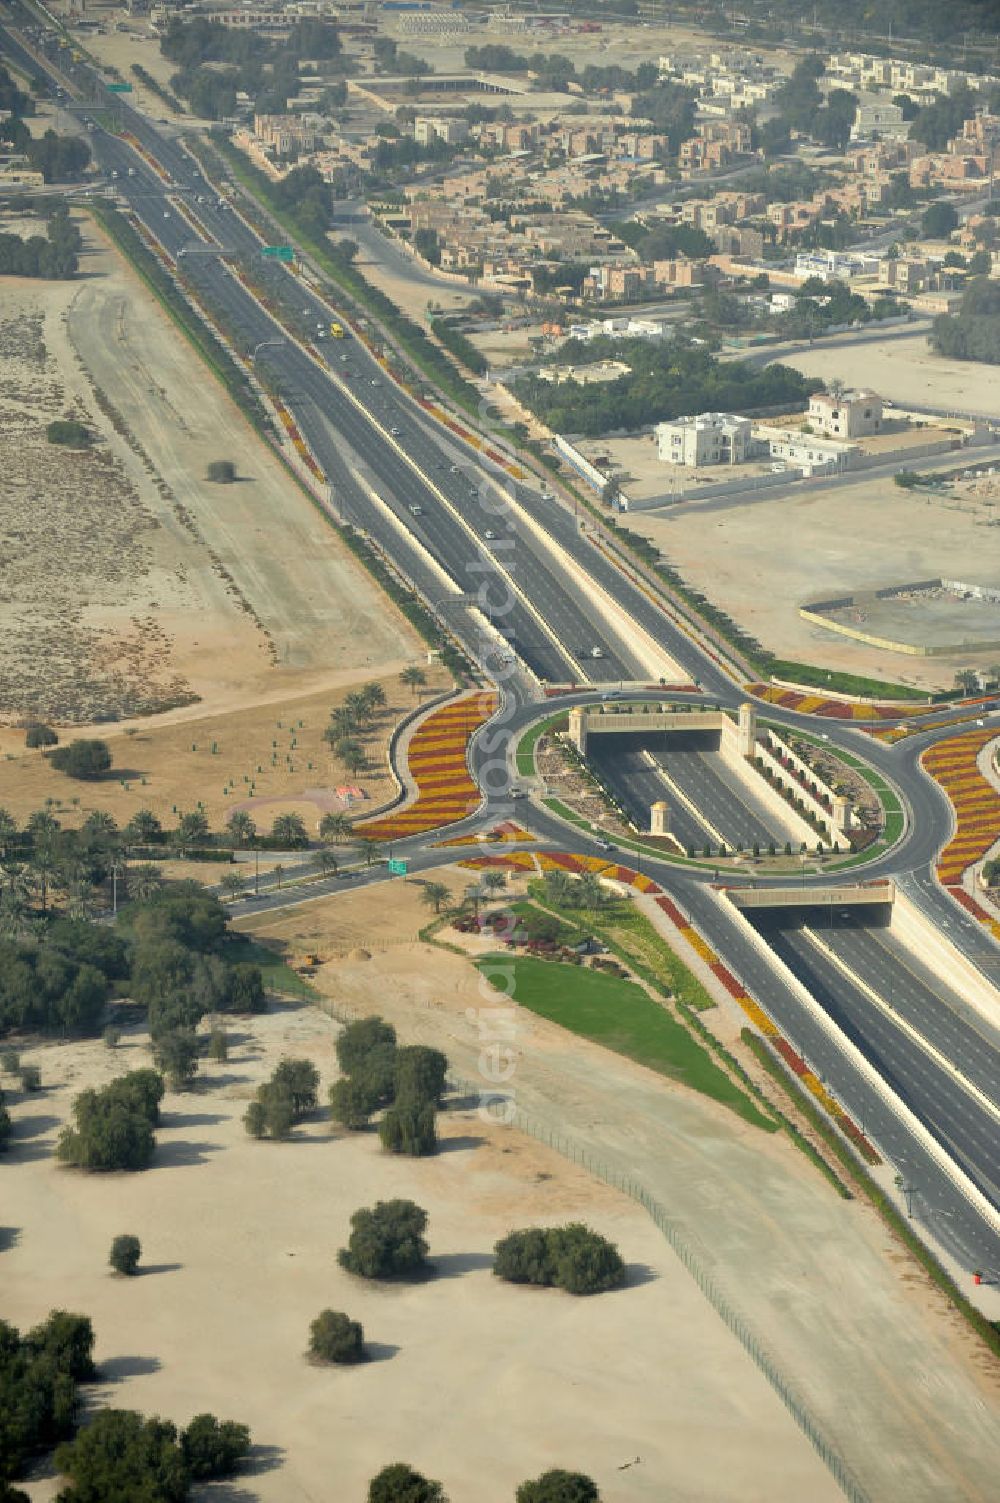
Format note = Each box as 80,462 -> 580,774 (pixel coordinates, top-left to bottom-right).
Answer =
656,412 -> 753,466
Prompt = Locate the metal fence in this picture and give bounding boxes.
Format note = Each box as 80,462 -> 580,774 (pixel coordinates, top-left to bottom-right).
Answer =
446,1070 -> 871,1503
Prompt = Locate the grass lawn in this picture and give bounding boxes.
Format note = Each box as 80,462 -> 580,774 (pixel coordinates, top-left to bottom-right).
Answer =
478,953 -> 776,1131
515,713 -> 568,777
225,937 -> 320,1000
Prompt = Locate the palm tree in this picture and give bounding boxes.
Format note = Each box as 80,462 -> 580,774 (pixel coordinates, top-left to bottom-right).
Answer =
124,808 -> 162,848
344,690 -> 373,727
319,811 -> 352,845
0,887 -> 30,940
325,707 -> 358,744
420,880 -> 451,914
173,809 -> 210,856
66,877 -> 97,921
577,872 -> 607,912
336,738 -> 367,776
226,810 -> 257,848
27,809 -> 60,841
463,883 -> 484,917
361,680 -> 387,715
481,870 -> 507,897
317,848 -> 339,878
127,862 -> 163,902
400,665 -> 427,698
271,812 -> 309,848
81,810 -> 117,845
28,840 -> 59,914
362,840 -> 383,868
220,871 -> 246,901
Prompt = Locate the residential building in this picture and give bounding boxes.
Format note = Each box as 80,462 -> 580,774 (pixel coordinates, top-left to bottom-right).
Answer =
808,389 -> 883,439
656,412 -> 753,466
414,116 -> 469,146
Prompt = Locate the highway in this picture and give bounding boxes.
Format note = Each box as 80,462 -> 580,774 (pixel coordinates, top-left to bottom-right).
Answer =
4,8 -> 1000,1276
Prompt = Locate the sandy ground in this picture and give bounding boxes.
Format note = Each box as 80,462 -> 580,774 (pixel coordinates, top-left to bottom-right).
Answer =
0,672 -> 449,832
777,328 -> 1000,420
629,464 -> 1000,691
3,994 -> 838,1503
0,210 -> 421,728
61,14 -> 192,125
232,878 -> 1000,1503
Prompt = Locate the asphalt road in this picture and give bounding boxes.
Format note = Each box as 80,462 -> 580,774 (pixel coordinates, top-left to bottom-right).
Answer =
6,13 -> 1000,1274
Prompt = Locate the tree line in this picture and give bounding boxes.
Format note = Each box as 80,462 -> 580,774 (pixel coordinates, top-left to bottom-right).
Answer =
932,275 -> 1000,363
515,340 -> 817,437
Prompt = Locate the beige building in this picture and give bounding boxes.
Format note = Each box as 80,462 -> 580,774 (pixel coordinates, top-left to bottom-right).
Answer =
808,390 -> 883,439
656,412 -> 753,466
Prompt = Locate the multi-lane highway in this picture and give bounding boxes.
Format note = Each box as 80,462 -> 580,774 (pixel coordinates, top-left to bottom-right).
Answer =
4,7 -> 1000,1275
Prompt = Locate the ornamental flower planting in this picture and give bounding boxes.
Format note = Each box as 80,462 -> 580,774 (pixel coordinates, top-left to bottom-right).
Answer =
358,693 -> 497,842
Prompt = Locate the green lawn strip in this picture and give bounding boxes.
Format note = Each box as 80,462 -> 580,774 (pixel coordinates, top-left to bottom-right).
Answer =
477,953 -> 776,1131
541,796 -> 593,829
767,660 -> 927,701
514,712 -> 568,777
742,1031 -> 1000,1356
225,937 -> 320,1000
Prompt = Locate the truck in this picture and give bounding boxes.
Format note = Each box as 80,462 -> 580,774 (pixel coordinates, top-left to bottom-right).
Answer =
127,166 -> 136,178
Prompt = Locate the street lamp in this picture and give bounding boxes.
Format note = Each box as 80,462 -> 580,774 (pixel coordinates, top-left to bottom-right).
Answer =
251,338 -> 285,362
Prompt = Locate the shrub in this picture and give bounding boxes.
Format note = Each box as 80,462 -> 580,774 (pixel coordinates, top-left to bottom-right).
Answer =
25,723 -> 58,749
368,1463 -> 446,1503
0,1047 -> 19,1074
493,1225 -> 625,1295
309,1309 -> 366,1364
516,1471 -> 601,1503
338,1199 -> 429,1279
48,739 -> 112,781
220,962 -> 266,1014
45,418 -> 90,446
206,459 -> 236,483
109,1234 -> 141,1276
103,1026 -> 121,1050
243,1079 -> 295,1140
379,1099 -> 437,1157
56,1071 -> 163,1171
208,1029 -> 228,1062
180,1413 -> 251,1480
18,1065 -> 40,1093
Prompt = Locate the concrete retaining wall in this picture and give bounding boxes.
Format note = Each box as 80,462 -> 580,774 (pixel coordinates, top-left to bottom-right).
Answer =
890,888 -> 1000,1031
716,723 -> 820,846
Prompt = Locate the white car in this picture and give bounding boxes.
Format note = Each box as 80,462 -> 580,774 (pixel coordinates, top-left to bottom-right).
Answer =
484,529 -> 497,540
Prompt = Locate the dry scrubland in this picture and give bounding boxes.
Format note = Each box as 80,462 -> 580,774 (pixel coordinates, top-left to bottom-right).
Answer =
0,212 -> 419,729
236,879 -> 1000,1503
0,670 -> 450,831
633,465 -> 1000,691
3,994 -> 838,1503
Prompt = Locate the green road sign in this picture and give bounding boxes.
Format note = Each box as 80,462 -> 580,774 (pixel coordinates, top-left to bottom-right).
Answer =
106,82 -> 133,93
262,245 -> 294,262
387,858 -> 408,875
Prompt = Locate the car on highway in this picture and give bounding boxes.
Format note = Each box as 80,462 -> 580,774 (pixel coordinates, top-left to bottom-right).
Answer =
589,647 -> 605,659
409,504 -> 423,516
390,426 -> 401,436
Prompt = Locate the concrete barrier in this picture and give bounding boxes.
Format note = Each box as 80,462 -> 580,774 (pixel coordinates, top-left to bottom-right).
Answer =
890,888 -> 1000,1031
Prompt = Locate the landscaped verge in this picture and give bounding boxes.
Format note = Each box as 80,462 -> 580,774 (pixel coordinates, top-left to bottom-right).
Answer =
921,726 -> 1000,886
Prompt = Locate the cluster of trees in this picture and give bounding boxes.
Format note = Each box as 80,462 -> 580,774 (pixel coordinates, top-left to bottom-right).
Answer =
0,913 -> 127,1036
465,44 -> 658,98
56,1069 -> 163,1172
515,341 -> 816,436
328,1015 -> 447,1153
932,275 -> 1000,363
244,1057 -> 319,1139
1,1310 -> 95,1482
494,1224 -> 626,1295
921,200 -> 959,240
611,218 -> 715,265
908,83 -> 998,152
339,1197 -> 430,1279
321,679 -> 388,778
161,15 -> 341,120
46,418 -> 91,447
774,276 -> 900,339
0,205 -> 81,279
362,1464 -> 601,1501
54,1407 -> 250,1500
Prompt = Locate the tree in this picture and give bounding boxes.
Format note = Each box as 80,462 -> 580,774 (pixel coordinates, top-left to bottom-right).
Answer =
361,681 -> 387,714
180,1414 -> 251,1480
173,810 -> 210,854
334,737 -> 367,775
206,459 -> 236,483
393,1045 -> 447,1106
270,812 -> 309,848
516,1472 -> 600,1503
400,666 -> 427,697
272,1058 -> 319,1117
921,200 -> 959,240
27,1309 -> 96,1381
45,418 -> 90,447
329,1075 -> 377,1130
48,740 -> 112,781
54,1409 -> 189,1502
225,811 -> 256,847
419,881 -> 451,915
0,1087 -> 11,1152
220,871 -> 245,902
493,1225 -> 625,1295
25,723 -> 57,749
338,1199 -> 429,1279
368,1464 -> 446,1503
152,1029 -> 199,1091
379,1099 -> 437,1156
19,1064 -> 41,1093
309,1309 -> 366,1364
319,811 -> 352,845
208,1028 -> 228,1063
244,1076 -> 295,1139
56,1072 -> 162,1171
336,1016 -> 396,1075
109,1234 -> 142,1276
